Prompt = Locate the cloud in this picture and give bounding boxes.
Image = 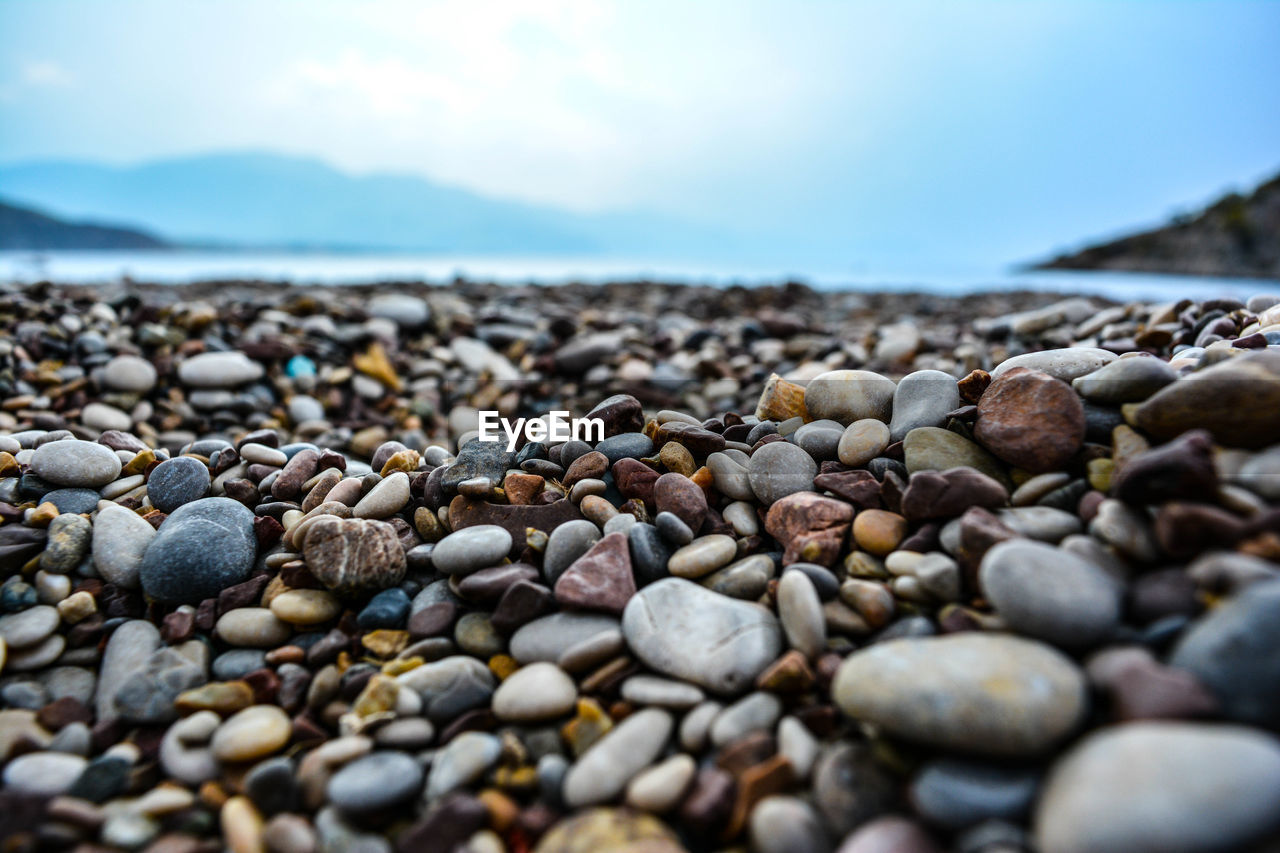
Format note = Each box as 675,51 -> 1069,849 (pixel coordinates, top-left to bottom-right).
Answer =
21,60 -> 75,87
0,58 -> 76,102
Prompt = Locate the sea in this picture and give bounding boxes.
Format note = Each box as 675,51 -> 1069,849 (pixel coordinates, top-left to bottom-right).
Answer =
1,250 -> 1275,302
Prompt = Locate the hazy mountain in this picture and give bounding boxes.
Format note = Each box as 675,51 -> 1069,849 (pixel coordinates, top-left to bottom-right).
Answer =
1035,172 -> 1280,279
0,152 -> 736,256
0,198 -> 167,250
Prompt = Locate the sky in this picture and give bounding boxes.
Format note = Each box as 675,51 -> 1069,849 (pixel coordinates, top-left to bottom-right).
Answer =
1,0 -> 1278,270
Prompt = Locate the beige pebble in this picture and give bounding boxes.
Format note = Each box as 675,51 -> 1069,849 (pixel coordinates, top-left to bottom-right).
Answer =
56,591 -> 97,624
668,535 -> 738,578
221,795 -> 266,853
269,589 -> 341,626
211,706 -> 292,763
215,609 -> 292,648
838,419 -> 891,467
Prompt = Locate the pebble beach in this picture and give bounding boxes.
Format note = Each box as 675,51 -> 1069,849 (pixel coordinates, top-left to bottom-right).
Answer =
1,277 -> 1279,853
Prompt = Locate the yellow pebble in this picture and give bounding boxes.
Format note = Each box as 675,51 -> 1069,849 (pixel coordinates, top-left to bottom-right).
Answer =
488,654 -> 519,681
382,656 -> 423,676
27,502 -> 59,527
1088,457 -> 1115,492
361,630 -> 409,658
221,796 -> 265,853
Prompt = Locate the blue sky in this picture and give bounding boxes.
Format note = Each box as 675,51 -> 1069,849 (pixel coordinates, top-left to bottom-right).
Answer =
1,0 -> 1278,269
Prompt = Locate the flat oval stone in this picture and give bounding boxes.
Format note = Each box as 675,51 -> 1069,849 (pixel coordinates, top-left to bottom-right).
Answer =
990,347 -> 1116,382
668,534 -> 737,579
177,352 -> 265,388
91,504 -> 156,589
101,354 -> 158,393
139,498 -> 257,604
0,605 -> 59,649
216,608 -> 291,648
492,662 -> 577,721
889,370 -> 961,443
1072,356 -> 1176,404
328,751 -> 424,813
3,751 -> 88,796
31,440 -> 122,487
431,524 -> 513,576
833,632 -> 1088,756
903,427 -> 1007,485
838,419 -> 891,467
544,520 -> 603,585
270,589 -> 341,626
974,368 -> 1085,473
804,369 -> 896,424
211,705 -> 292,762
747,441 -> 818,505
910,758 -> 1040,829
1035,723 -> 1280,853
979,539 -> 1122,649
622,578 -> 782,695
511,613 -> 620,664
777,570 -> 825,659
425,731 -> 501,800
352,471 -> 410,519
146,456 -> 211,513
562,708 -> 673,807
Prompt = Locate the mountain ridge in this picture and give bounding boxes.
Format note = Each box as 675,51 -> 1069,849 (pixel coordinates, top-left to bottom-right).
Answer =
1034,171 -> 1280,279
0,198 -> 168,250
0,151 -> 737,257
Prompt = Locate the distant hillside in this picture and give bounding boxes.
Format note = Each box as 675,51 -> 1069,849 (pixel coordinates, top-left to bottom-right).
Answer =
0,152 -> 735,256
1036,173 -> 1280,279
0,198 -> 167,250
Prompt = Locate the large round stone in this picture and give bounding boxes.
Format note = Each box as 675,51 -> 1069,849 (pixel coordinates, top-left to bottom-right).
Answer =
979,539 -> 1122,649
622,578 -> 782,695
302,517 -> 407,595
146,456 -> 211,513
747,441 -> 817,505
30,439 -> 122,487
803,369 -> 896,424
1035,722 -> 1280,853
833,632 -> 1087,756
139,498 -> 257,603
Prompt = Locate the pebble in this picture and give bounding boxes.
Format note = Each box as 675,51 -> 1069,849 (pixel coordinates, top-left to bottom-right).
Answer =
910,758 -> 1039,829
211,705 -> 292,762
749,796 -> 830,853
270,589 -> 342,625
889,369 -> 961,442
804,369 -> 896,423
431,524 -> 513,576
31,439 -> 122,487
747,441 -> 818,504
989,347 -> 1116,382
974,368 -> 1085,473
979,539 -> 1122,648
3,751 -> 89,795
146,456 -> 211,512
1169,579 -> 1280,727
625,753 -> 696,813
777,570 -> 825,659
1035,722 -> 1280,853
667,534 -> 737,578
622,578 -> 782,694
0,604 -> 59,648
139,497 -> 257,603
302,516 -> 406,594
833,633 -> 1088,756
101,354 -> 158,393
353,471 -> 411,518
425,731 -> 502,800
91,504 -> 156,588
177,351 -> 265,387
492,662 -> 577,721
562,708 -> 673,807
328,751 -> 425,812
837,419 -> 891,467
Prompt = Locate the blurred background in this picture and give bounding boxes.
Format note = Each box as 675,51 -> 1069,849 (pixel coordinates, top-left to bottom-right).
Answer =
1,0 -> 1277,293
